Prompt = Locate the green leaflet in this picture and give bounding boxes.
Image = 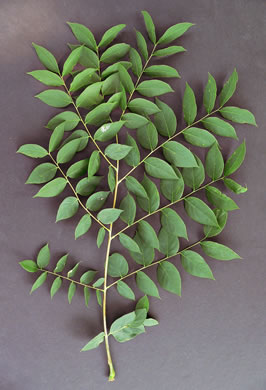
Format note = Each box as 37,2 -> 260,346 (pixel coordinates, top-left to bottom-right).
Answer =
88,151 -> 100,177
62,46 -> 82,76
33,178 -> 67,198
69,68 -> 98,92
136,30 -> 148,61
141,10 -> 156,43
35,90 -> 72,108
117,280 -> 136,301
219,68 -> 238,107
100,43 -> 130,63
137,220 -> 159,250
182,155 -> 205,190
144,157 -> 177,180
204,209 -> 228,238
94,121 -> 125,142
144,65 -> 180,79
130,232 -> 155,266
50,277 -> 62,298
97,227 -> 106,248
119,193 -> 136,225
153,46 -> 186,57
97,208 -> 123,224
105,144 -> 132,160
56,197 -> 79,222
68,282 -> 76,304
32,43 -> 59,73
85,103 -> 115,125
205,142 -> 224,180
49,123 -> 65,152
136,295 -> 149,312
219,107 -> 257,126
26,163 -> 57,184
57,138 -> 81,164
60,130 -> 88,152
54,254 -> 68,273
46,111 -> 80,131
17,144 -> 48,158
163,141 -> 198,167
124,134 -> 140,167
154,98 -> 177,137
31,272 -> 47,294
144,318 -> 159,327
76,82 -> 103,108
136,80 -> 174,97
158,22 -> 194,45
69,45 -> 99,68
203,72 -> 217,114
80,270 -> 97,285
67,22 -> 97,51
202,117 -> 237,139
224,140 -> 246,176
102,73 -> 120,95
118,64 -> 134,93
86,191 -> 110,211
119,233 -> 141,253
128,98 -> 161,116
108,166 -> 116,192
183,82 -> 197,125
67,263 -> 79,278
184,197 -> 219,227
84,287 -> 91,307
129,48 -> 142,77
224,178 -> 247,194
160,166 -> 184,202
183,127 -> 217,147
81,332 -> 105,351
76,176 -> 102,196
108,253 -> 128,277
99,24 -> 126,48
136,174 -> 160,213
101,61 -> 132,79
67,159 -> 89,179
161,208 -> 188,239
137,121 -> 158,151
205,186 -> 239,211
123,113 -> 149,129
157,261 -> 181,296
27,70 -> 63,86
200,241 -> 241,260
181,250 -> 214,279
19,260 -> 38,273
158,228 -> 179,256
136,271 -> 160,298
75,215 -> 92,239
125,176 -> 148,199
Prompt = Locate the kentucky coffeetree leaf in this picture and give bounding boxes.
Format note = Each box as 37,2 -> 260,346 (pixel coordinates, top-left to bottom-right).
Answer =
97,208 -> 123,224
50,276 -> 62,298
69,68 -> 98,92
27,70 -> 63,86
99,24 -> 126,48
88,151 -> 100,178
124,134 -> 140,167
145,65 -> 180,79
54,254 -> 68,273
19,260 -> 38,273
125,176 -> 148,199
80,270 -> 97,285
123,113 -> 149,129
183,127 -> 216,147
205,142 -> 224,180
137,80 -> 174,97
203,72 -> 217,114
26,163 -> 57,184
158,228 -> 179,256
56,197 -> 79,222
105,144 -> 132,160
108,166 -> 116,193
97,227 -> 106,248
37,243 -> 50,268
33,178 -> 67,198
117,280 -> 136,301
100,43 -> 130,64
184,197 -> 218,227
35,90 -> 72,108
160,166 -> 184,201
136,174 -> 160,213
161,208 -> 188,239
163,141 -> 198,167
49,123 -> 65,152
145,157 -> 177,180
67,22 -> 97,51
129,47 -> 142,77
68,282 -> 76,304
30,272 -> 47,293
219,107 -> 257,126
94,121 -> 124,142
119,233 -> 141,253
86,191 -> 110,211
182,155 -> 205,190
183,82 -> 197,125
224,140 -> 246,176
46,111 -> 80,131
76,176 -> 102,196
205,186 -> 239,211
181,250 -> 214,279
32,43 -> 59,73
108,253 -> 129,277
85,103 -> 115,125
81,332 -> 105,351
202,117 -> 237,139
158,22 -> 194,45
141,10 -> 156,43
153,46 -> 186,57
118,63 -> 134,93
219,68 -> 238,107
137,221 -> 159,250
200,241 -> 241,260
75,215 -> 92,239
56,138 -> 80,164
136,30 -> 148,61
67,159 -> 89,179
128,98 -> 161,116
119,193 -> 136,225
17,144 -> 48,158
62,46 -> 82,76
204,209 -> 228,238
136,271 -> 160,298
157,261 -> 181,296
154,98 -> 177,137
224,178 -> 247,194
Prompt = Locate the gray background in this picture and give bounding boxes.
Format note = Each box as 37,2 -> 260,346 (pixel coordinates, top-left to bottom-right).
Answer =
1,0 -> 265,389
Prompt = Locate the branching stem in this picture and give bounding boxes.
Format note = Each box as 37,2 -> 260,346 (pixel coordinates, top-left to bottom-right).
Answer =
118,108 -> 220,184
107,237 -> 206,290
